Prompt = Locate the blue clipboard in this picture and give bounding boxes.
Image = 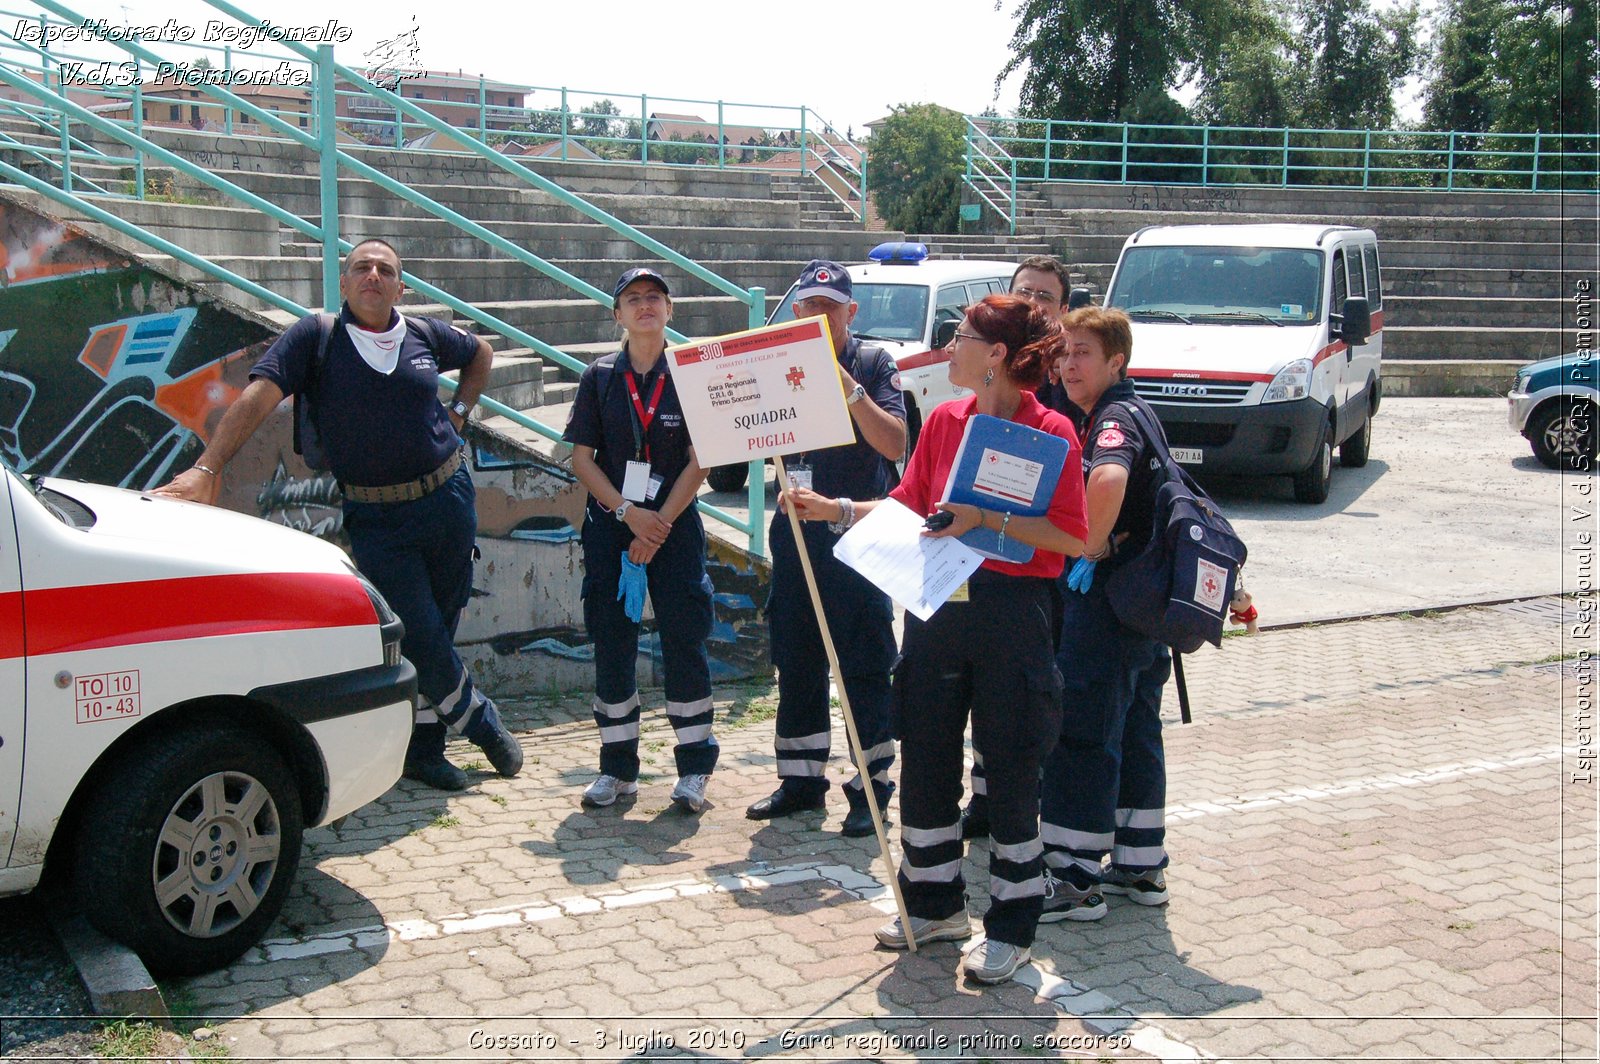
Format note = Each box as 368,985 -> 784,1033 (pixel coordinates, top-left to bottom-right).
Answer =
939,413 -> 1071,563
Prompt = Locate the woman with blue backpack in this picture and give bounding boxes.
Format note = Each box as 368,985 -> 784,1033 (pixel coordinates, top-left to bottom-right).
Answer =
1036,306 -> 1176,921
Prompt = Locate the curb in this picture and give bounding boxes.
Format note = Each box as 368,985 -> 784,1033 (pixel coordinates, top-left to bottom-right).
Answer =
48,908 -> 170,1026
1250,590 -> 1571,634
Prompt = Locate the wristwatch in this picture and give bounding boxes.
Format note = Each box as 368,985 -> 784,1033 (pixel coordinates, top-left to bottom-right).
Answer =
614,501 -> 633,522
449,400 -> 470,419
846,384 -> 867,406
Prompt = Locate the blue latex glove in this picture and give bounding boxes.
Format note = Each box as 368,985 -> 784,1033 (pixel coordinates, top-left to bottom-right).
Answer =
1066,556 -> 1097,593
618,553 -> 648,623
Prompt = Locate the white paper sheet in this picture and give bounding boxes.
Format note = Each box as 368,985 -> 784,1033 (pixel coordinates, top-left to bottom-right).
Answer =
832,497 -> 985,621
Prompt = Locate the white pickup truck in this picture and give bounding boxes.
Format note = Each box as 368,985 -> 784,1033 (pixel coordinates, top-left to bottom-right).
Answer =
0,462 -> 414,974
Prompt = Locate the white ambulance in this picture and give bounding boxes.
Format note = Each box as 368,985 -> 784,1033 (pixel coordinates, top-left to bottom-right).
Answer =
0,462 -> 414,974
1100,224 -> 1383,503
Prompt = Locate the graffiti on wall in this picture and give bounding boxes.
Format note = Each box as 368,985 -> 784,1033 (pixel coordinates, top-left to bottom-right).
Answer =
0,192 -> 770,690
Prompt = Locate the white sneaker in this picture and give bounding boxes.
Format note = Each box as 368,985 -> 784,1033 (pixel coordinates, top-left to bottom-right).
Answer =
670,774 -> 710,813
581,774 -> 637,807
874,911 -> 972,950
964,938 -> 1032,984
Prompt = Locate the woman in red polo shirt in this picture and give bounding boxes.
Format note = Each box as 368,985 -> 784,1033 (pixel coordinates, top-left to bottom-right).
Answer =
783,294 -> 1087,986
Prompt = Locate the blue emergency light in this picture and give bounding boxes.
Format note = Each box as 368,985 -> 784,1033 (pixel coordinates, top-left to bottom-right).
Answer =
867,241 -> 929,264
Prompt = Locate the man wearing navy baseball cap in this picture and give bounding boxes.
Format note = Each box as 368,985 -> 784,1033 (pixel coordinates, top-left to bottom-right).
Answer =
748,259 -> 907,837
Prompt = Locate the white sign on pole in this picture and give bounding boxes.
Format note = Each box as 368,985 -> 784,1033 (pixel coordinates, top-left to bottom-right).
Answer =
667,316 -> 856,469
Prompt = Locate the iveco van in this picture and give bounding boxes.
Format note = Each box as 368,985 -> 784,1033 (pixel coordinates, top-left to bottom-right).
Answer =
1101,224 -> 1383,503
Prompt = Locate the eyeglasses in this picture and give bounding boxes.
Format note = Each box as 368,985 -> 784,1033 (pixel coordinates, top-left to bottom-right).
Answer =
1012,287 -> 1061,305
948,330 -> 987,346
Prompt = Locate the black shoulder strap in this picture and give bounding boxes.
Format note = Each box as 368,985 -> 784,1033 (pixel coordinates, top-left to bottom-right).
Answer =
307,312 -> 336,395
1114,398 -> 1206,498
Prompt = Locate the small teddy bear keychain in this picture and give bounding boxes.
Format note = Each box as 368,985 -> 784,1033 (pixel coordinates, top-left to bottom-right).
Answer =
1229,576 -> 1259,635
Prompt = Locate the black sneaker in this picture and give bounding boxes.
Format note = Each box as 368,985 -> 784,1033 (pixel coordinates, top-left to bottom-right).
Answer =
1102,866 -> 1170,906
745,785 -> 825,820
960,797 -> 990,840
403,757 -> 468,791
1038,869 -> 1107,922
403,723 -> 468,791
464,699 -> 523,777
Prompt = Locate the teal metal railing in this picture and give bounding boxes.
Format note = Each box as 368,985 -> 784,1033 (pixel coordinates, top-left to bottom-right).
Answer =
333,81 -> 868,223
0,1 -> 778,551
964,116 -> 1600,229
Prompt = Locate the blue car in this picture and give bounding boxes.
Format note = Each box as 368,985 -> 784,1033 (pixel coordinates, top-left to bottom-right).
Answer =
1508,352 -> 1597,471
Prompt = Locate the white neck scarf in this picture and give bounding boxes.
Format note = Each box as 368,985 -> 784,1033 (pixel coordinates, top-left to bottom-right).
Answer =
344,313 -> 407,375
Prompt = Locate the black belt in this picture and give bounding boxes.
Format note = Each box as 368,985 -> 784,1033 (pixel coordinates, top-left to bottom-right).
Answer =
341,450 -> 462,504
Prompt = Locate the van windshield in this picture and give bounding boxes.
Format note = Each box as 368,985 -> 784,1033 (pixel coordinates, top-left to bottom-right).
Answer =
1108,246 -> 1324,325
768,282 -> 931,342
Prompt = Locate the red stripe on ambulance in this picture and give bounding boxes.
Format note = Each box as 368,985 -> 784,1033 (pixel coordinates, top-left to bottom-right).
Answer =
14,572 -> 376,658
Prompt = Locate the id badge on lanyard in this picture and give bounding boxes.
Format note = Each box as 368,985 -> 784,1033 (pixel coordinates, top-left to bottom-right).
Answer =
622,369 -> 667,502
787,462 -> 813,492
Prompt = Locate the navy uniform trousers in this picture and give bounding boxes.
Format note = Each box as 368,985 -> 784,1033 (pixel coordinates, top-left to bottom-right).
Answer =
580,506 -> 717,780
1040,569 -> 1170,881
766,516 -> 895,804
895,571 -> 1062,948
343,465 -> 497,735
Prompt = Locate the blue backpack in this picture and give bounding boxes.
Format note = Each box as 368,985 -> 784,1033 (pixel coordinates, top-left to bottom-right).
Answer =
1105,400 -> 1248,654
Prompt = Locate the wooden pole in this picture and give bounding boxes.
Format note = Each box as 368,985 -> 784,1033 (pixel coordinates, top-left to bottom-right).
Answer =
772,454 -> 918,951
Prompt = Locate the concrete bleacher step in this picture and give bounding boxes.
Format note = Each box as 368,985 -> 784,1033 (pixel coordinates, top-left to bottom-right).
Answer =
186,168 -> 807,231
1386,295 -> 1568,328
1029,180 -> 1593,219
1384,324 -> 1581,360
1017,205 -> 1597,246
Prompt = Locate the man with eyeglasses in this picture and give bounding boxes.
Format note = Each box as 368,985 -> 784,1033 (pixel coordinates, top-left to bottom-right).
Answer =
1011,255 -> 1073,317
747,259 -> 908,838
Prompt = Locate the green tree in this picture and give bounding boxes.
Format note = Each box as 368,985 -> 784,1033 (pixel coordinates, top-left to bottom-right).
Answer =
573,98 -> 620,140
1296,0 -> 1420,128
1422,0 -> 1500,132
998,0 -> 1231,122
865,103 -> 966,233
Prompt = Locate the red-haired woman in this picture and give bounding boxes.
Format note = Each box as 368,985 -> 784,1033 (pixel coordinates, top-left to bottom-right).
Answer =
785,294 -> 1087,985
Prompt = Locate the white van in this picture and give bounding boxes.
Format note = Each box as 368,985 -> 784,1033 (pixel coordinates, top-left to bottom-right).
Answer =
1100,224 -> 1382,502
707,244 -> 1016,492
0,462 -> 414,974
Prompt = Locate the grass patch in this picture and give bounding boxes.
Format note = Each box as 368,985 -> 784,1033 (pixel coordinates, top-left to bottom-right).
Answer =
430,813 -> 461,829
93,1020 -> 164,1058
486,794 -> 507,807
462,760 -> 486,772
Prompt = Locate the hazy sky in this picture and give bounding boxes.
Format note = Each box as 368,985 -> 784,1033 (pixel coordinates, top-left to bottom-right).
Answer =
33,0 -> 1028,136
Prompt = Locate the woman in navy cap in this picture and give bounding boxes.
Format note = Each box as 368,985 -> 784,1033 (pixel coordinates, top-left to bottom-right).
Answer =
562,267 -> 718,813
784,294 -> 1087,986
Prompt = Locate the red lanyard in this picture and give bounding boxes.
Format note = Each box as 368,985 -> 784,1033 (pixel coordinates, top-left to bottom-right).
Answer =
624,370 -> 667,463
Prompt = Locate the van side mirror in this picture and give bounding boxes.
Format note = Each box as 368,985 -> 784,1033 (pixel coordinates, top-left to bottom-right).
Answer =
1067,287 -> 1094,311
932,319 -> 958,350
1338,296 -> 1371,346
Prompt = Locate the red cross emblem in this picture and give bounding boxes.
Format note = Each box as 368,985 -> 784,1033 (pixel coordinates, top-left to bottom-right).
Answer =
1204,575 -> 1219,597
786,366 -> 806,390
986,453 -> 998,463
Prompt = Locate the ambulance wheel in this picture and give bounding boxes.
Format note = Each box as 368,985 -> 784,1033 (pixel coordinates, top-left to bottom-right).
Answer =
72,726 -> 303,976
706,462 -> 749,493
1293,419 -> 1333,504
1340,410 -> 1372,468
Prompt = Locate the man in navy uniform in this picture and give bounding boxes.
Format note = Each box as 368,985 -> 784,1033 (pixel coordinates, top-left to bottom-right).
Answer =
155,238 -> 523,792
746,260 -> 907,837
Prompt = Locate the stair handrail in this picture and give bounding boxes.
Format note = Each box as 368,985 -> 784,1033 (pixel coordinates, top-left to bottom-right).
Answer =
13,0 -> 773,550
963,116 -> 1017,234
795,107 -> 867,223
964,113 -> 1598,192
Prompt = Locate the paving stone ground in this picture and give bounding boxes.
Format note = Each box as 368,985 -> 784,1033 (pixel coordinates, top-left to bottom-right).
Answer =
156,597 -> 1594,1062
